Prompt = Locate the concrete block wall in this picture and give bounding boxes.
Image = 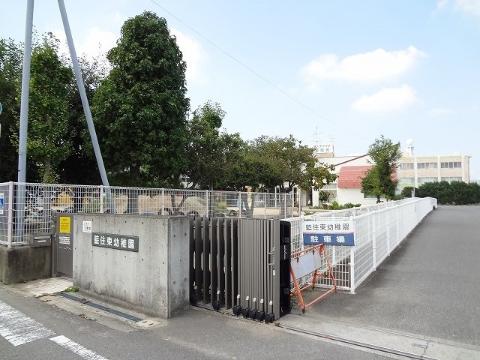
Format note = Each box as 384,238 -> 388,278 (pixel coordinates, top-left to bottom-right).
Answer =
73,214 -> 189,318
0,245 -> 51,285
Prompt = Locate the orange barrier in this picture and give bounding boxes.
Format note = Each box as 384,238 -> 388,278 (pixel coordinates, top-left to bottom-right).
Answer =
290,244 -> 336,313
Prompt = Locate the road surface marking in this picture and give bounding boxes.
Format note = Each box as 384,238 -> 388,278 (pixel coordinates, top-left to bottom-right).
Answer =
0,300 -> 55,346
50,335 -> 109,360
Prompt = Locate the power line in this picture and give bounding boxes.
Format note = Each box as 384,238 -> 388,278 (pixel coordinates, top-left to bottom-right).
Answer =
149,0 -> 329,123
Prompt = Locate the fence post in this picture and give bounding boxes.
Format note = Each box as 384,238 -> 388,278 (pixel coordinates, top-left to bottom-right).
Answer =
99,185 -> 104,213
386,210 -> 391,255
205,190 -> 210,217
291,192 -> 294,217
372,212 -> 377,270
238,192 -> 241,218
396,207 -> 400,246
298,188 -> 302,215
161,189 -> 165,216
7,181 -> 14,248
350,247 -> 355,294
264,193 -> 267,219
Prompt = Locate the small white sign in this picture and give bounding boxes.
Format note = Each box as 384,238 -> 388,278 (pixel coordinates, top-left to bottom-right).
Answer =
82,220 -> 92,233
59,235 -> 71,245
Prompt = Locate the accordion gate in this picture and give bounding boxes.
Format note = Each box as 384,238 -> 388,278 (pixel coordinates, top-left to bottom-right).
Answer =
190,217 -> 291,322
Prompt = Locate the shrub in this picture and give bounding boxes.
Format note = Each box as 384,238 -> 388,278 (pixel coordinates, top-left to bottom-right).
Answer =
417,181 -> 480,205
401,186 -> 418,198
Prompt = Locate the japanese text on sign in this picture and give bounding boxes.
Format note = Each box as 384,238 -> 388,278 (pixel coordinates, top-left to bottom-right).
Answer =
92,233 -> 139,252
59,216 -> 71,234
302,219 -> 355,246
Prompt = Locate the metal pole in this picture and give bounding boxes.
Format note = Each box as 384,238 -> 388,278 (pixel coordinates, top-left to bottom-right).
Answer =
57,0 -> 109,187
16,0 -> 35,239
17,0 -> 34,184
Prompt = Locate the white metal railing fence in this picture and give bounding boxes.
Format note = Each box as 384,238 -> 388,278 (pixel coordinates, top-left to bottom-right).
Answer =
0,182 -> 297,247
285,197 -> 437,293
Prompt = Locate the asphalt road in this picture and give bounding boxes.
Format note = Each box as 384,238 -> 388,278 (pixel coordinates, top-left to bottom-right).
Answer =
0,286 -> 390,360
307,205 -> 480,346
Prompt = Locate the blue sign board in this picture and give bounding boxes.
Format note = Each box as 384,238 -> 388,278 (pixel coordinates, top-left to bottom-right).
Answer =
303,232 -> 355,246
302,219 -> 355,246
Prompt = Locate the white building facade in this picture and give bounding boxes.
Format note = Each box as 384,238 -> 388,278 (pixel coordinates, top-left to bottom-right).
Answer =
312,140 -> 471,206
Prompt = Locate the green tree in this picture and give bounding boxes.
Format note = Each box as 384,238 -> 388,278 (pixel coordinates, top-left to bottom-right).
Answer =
59,56 -> 107,185
94,11 -> 190,187
0,39 -> 22,181
244,136 -> 336,192
361,167 -> 383,202
186,102 -> 243,189
417,181 -> 480,205
400,186 -> 418,198
27,35 -> 73,183
361,135 -> 401,202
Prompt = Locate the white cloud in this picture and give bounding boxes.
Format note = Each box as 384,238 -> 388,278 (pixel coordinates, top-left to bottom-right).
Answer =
53,27 -> 117,62
352,85 -> 417,113
53,25 -> 206,84
456,0 -> 480,16
171,29 -> 206,83
79,27 -> 118,59
437,0 -> 449,9
303,46 -> 425,84
437,0 -> 480,16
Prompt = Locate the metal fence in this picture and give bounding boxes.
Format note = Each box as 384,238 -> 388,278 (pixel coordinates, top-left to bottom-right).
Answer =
0,182 -> 297,247
284,197 -> 437,293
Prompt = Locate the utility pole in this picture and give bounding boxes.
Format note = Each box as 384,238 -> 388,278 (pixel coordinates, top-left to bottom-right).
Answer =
17,0 -> 34,184
16,0 -> 112,236
57,0 -> 109,187
15,0 -> 34,237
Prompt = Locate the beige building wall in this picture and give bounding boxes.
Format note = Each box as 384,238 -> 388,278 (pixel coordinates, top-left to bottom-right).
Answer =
397,154 -> 471,190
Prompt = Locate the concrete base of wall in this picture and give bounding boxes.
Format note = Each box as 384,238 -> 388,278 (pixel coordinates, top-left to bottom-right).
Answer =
0,245 -> 51,285
73,214 -> 190,319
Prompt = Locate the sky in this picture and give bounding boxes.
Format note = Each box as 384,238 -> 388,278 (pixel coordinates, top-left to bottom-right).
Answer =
1,0 -> 480,177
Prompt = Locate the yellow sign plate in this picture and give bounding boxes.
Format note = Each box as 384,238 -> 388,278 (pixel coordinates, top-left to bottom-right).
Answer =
59,216 -> 71,234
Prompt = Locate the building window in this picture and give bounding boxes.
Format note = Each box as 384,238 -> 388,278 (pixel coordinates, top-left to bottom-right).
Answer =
399,163 -> 414,170
417,162 -> 437,169
441,161 -> 462,169
441,177 -> 463,183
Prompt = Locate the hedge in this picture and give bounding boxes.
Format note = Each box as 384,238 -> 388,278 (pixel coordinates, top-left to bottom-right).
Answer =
416,181 -> 480,205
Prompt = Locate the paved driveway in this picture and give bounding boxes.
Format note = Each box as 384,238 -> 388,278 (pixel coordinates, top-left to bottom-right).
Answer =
304,206 -> 480,346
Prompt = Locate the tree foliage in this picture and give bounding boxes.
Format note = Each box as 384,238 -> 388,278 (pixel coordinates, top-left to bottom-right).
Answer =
0,15 -> 337,193
400,186 -> 418,198
26,35 -> 73,183
186,102 -> 243,189
417,181 -> 480,205
94,11 -> 189,187
361,135 -> 401,202
59,56 -> 107,184
0,35 -> 107,183
0,39 -> 22,181
236,136 -> 336,192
